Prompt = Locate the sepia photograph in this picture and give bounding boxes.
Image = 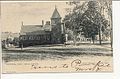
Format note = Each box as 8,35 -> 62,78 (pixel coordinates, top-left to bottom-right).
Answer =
1,0 -> 113,73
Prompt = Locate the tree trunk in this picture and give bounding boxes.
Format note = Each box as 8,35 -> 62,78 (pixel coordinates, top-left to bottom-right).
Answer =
110,12 -> 113,49
99,25 -> 102,45
92,36 -> 95,44
73,35 -> 77,46
92,39 -> 94,44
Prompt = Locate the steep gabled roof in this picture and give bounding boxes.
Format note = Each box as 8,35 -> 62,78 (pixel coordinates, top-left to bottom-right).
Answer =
51,7 -> 61,19
20,25 -> 51,35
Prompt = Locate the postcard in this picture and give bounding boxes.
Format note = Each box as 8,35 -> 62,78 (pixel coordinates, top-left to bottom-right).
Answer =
1,0 -> 113,73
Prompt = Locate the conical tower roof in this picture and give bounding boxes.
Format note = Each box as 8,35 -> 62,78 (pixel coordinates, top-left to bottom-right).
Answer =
51,6 -> 61,19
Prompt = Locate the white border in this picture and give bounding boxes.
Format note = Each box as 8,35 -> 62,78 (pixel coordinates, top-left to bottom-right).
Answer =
1,1 -> 69,2
1,1 -> 120,79
113,1 -> 120,79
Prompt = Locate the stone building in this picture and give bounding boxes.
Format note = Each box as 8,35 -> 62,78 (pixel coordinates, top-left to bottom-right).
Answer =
19,7 -> 65,47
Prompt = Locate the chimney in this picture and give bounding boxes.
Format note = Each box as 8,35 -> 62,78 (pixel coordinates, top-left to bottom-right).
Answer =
42,20 -> 44,26
21,21 -> 24,26
46,21 -> 50,25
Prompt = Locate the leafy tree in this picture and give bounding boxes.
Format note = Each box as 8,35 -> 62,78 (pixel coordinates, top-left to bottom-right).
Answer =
63,1 -> 87,45
6,38 -> 13,44
13,37 -> 19,46
80,1 -> 102,44
64,0 -> 110,45
81,1 -> 110,44
99,0 -> 112,48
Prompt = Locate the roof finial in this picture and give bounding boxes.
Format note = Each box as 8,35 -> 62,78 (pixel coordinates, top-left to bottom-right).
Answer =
55,5 -> 57,9
21,21 -> 24,26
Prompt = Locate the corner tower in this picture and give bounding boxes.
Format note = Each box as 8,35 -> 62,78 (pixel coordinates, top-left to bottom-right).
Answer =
51,6 -> 63,44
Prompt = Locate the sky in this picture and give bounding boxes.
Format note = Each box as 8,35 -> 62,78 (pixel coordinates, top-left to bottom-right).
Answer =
1,1 -> 71,33
1,1 -> 111,33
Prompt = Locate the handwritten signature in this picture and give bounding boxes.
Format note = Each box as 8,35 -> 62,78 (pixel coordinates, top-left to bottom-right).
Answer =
31,59 -> 110,72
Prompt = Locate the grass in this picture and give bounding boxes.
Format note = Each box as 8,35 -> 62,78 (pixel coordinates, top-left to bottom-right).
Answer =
2,43 -> 112,62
